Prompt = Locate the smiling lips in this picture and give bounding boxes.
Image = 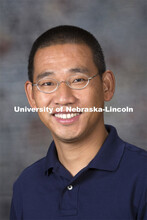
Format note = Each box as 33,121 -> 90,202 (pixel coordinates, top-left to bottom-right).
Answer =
54,112 -> 80,119
52,112 -> 82,124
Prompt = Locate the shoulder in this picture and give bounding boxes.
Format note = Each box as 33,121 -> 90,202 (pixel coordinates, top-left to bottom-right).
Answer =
121,141 -> 147,175
13,157 -> 46,188
122,143 -> 147,201
123,142 -> 147,161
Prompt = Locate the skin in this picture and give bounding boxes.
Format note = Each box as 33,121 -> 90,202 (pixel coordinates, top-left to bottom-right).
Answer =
25,43 -> 115,176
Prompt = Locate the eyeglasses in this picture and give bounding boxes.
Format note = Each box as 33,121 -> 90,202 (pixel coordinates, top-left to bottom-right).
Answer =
32,73 -> 99,94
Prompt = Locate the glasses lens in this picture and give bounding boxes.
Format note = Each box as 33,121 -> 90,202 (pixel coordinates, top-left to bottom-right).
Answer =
68,74 -> 89,89
38,78 -> 57,93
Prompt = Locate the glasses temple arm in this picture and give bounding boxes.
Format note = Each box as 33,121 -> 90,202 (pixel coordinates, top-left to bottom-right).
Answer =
88,73 -> 99,80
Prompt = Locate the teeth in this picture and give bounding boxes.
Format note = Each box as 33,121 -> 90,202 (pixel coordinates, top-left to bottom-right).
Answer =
54,113 -> 80,119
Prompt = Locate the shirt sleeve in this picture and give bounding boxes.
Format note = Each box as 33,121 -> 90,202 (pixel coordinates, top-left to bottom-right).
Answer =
10,199 -> 17,220
141,201 -> 147,219
143,203 -> 147,219
139,202 -> 147,220
10,181 -> 23,220
137,184 -> 147,219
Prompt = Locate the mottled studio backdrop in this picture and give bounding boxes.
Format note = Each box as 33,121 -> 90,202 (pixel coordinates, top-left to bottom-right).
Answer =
0,0 -> 147,219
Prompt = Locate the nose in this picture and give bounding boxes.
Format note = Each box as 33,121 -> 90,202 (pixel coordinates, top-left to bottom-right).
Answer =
53,81 -> 77,106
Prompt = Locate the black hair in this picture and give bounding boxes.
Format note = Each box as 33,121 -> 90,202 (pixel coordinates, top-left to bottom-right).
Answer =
28,25 -> 106,82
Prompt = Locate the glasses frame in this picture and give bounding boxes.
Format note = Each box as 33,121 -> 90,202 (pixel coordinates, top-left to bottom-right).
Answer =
32,73 -> 99,94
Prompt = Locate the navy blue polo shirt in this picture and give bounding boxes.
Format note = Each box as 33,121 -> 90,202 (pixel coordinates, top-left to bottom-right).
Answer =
10,125 -> 147,220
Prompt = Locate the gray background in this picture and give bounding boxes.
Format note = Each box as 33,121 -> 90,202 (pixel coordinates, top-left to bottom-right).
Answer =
0,0 -> 147,219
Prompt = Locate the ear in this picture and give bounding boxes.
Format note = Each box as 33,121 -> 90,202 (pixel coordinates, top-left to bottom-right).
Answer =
102,70 -> 115,101
25,81 -> 37,108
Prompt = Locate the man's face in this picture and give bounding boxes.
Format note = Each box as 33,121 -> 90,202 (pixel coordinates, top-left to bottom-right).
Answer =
26,43 -> 107,143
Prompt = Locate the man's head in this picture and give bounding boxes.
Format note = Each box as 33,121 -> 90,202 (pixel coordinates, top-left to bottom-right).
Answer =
28,25 -> 106,82
25,25 -> 115,144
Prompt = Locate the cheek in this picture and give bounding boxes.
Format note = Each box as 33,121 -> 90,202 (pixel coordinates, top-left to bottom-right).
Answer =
34,92 -> 52,108
92,82 -> 104,103
82,86 -> 104,107
94,89 -> 104,105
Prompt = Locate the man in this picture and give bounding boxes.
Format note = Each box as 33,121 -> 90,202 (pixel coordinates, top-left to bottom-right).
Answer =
10,25 -> 147,219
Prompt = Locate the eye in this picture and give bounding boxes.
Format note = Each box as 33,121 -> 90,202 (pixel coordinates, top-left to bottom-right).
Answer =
72,78 -> 87,83
39,80 -> 56,87
42,82 -> 53,86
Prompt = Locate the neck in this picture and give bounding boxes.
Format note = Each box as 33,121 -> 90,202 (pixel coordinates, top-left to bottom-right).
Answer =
53,123 -> 108,176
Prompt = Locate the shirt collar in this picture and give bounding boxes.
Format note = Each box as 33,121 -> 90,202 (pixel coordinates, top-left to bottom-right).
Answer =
45,125 -> 125,173
44,141 -> 59,174
88,125 -> 125,171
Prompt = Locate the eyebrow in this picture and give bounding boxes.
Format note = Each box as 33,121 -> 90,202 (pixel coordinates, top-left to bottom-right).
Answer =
69,67 -> 90,74
36,67 -> 90,81
36,71 -> 55,81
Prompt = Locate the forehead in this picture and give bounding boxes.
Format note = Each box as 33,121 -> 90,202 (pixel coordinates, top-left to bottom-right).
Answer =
34,43 -> 94,65
33,43 -> 98,81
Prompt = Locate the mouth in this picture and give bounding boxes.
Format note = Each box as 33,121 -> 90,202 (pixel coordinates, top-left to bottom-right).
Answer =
54,112 -> 81,119
52,112 -> 82,125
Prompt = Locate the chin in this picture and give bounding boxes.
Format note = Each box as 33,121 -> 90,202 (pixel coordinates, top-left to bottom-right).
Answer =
52,132 -> 82,143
